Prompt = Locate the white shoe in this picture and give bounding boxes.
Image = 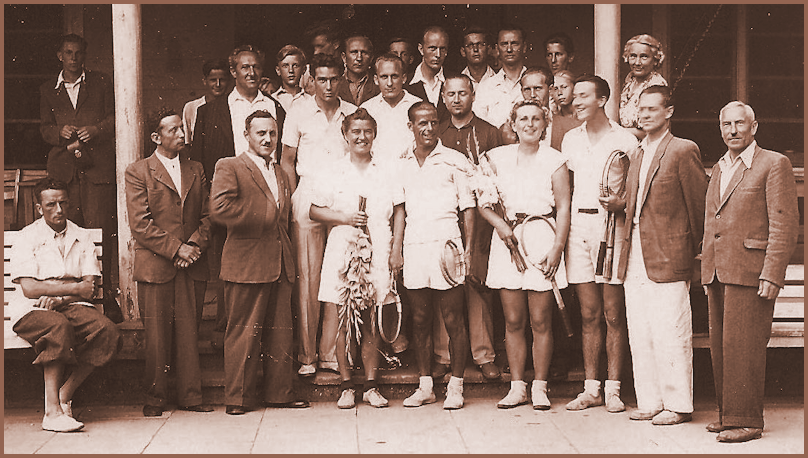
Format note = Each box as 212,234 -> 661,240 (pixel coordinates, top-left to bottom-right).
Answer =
403,388 -> 436,407
532,387 -> 551,411
298,364 -> 316,376
42,414 -> 84,432
318,361 -> 339,372
337,388 -> 356,409
605,392 -> 625,413
497,386 -> 528,409
566,391 -> 603,410
362,388 -> 389,408
443,384 -> 464,410
61,400 -> 74,419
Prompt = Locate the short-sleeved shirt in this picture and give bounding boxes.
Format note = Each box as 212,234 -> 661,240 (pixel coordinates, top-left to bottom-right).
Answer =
619,72 -> 668,129
393,141 -> 476,245
282,96 -> 357,180
9,218 -> 101,325
438,115 -> 501,165
461,66 -> 495,90
562,120 -> 639,212
228,87 -> 280,158
272,87 -> 308,113
480,143 -> 567,220
360,91 -> 422,165
472,67 -> 527,128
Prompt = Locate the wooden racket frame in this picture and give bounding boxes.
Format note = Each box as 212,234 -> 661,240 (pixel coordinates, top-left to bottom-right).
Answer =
377,271 -> 403,344
517,215 -> 574,338
439,239 -> 466,288
595,149 -> 629,279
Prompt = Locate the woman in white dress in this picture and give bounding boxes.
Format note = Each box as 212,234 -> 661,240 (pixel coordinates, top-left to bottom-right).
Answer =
310,109 -> 393,409
478,100 -> 571,410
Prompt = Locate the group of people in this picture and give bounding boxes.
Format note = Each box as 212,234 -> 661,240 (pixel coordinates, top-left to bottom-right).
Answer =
10,25 -> 798,446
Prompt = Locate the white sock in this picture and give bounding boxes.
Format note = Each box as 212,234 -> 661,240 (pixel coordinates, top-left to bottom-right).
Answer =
532,380 -> 548,392
419,376 -> 433,392
511,380 -> 528,391
584,379 -> 601,396
448,376 -> 464,390
604,380 -> 621,396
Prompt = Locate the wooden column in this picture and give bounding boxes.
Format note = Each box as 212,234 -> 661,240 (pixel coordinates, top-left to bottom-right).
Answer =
594,4 -> 621,120
112,4 -> 142,321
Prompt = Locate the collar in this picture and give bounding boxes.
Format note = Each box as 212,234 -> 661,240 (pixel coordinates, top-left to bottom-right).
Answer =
228,86 -> 271,104
493,66 -> 527,85
640,129 -> 669,155
272,86 -> 302,97
345,73 -> 369,85
410,63 -> 445,86
313,97 -> 353,116
441,114 -> 478,133
461,66 -> 495,83
244,150 -> 276,168
155,151 -> 181,168
55,70 -> 86,89
403,139 -> 448,161
36,217 -> 78,245
720,140 -> 757,169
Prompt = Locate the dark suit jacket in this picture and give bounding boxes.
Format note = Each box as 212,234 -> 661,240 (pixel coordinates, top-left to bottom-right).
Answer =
406,80 -> 449,122
190,92 -> 286,184
617,132 -> 708,283
125,153 -> 212,283
40,70 -> 115,184
337,74 -> 380,107
701,145 -> 799,288
209,153 -> 295,284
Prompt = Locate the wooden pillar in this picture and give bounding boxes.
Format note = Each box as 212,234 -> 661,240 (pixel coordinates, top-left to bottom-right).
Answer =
735,5 -> 748,103
112,4 -> 142,321
594,4 -> 621,120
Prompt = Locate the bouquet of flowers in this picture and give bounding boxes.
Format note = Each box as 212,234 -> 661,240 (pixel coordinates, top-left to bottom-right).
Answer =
337,196 -> 376,363
466,127 -> 528,273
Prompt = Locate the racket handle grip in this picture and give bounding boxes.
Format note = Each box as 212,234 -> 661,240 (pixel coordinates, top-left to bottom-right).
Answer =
551,280 -> 574,338
595,241 -> 607,276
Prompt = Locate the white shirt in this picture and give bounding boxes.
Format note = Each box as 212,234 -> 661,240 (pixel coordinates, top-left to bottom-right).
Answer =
182,96 -> 206,144
562,119 -> 639,212
272,86 -> 308,113
633,130 -> 668,225
718,140 -> 757,198
410,63 -> 445,105
393,140 -> 475,245
227,87 -> 279,158
244,151 -> 279,206
461,65 -> 496,90
155,152 -> 182,193
360,91 -> 422,165
472,66 -> 527,128
55,70 -> 86,109
282,96 -> 357,181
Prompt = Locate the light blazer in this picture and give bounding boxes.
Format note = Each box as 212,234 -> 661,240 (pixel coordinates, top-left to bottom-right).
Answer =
209,153 -> 295,284
618,132 -> 708,283
701,145 -> 799,288
40,70 -> 115,184
125,153 -> 212,283
190,92 -> 286,184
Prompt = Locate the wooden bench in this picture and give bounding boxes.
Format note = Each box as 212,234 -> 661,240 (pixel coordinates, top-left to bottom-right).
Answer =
4,228 -> 103,349
692,264 -> 804,348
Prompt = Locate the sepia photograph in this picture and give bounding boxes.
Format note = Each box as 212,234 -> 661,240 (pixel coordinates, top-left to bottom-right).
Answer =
4,3 -> 803,454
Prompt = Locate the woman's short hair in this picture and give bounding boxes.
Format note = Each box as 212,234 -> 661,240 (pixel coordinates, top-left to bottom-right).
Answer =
622,34 -> 665,68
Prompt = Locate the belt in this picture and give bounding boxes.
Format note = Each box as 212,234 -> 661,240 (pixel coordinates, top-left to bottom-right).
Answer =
577,208 -> 599,214
513,210 -> 556,227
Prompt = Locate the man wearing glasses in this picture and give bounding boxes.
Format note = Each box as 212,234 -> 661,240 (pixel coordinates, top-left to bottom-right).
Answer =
460,27 -> 495,90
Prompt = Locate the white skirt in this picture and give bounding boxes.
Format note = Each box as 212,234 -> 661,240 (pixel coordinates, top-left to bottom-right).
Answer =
485,229 -> 568,292
318,224 -> 392,305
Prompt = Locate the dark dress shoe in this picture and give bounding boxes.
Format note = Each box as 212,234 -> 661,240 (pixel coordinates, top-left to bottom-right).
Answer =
706,421 -> 726,433
431,364 -> 450,379
717,427 -> 763,443
479,362 -> 501,380
179,404 -> 214,412
226,405 -> 249,415
143,405 -> 164,417
265,400 -> 310,409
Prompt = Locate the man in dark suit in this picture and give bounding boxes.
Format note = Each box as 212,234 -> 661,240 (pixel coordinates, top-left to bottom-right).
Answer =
125,109 -> 213,417
406,26 -> 450,122
190,45 -> 286,333
210,110 -> 308,415
338,35 -> 379,106
609,86 -> 707,425
701,101 -> 799,442
39,33 -> 119,321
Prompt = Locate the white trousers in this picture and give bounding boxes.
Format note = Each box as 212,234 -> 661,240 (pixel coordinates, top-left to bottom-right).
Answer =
624,226 -> 693,414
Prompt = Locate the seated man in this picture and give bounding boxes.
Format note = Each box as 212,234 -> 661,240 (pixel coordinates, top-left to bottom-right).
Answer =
9,177 -> 121,432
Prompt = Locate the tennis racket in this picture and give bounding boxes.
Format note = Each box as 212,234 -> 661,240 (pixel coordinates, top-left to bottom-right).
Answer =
377,271 -> 403,344
595,150 -> 630,279
440,239 -> 466,288
517,215 -> 574,338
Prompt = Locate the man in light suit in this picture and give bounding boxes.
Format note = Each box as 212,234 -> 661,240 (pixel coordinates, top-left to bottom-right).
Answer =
210,110 -> 309,415
701,101 -> 799,442
40,33 -> 120,321
607,86 -> 707,425
125,109 -> 213,417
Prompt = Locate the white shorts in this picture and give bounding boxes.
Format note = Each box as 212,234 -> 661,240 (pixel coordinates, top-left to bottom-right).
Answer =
565,212 -> 624,285
403,238 -> 463,291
